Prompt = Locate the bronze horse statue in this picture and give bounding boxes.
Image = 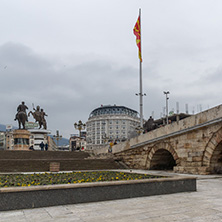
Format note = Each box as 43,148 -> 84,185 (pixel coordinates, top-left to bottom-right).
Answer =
28,106 -> 47,129
28,110 -> 42,129
16,111 -> 27,129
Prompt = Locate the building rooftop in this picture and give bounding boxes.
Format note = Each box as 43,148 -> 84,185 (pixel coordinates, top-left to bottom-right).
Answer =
89,105 -> 139,118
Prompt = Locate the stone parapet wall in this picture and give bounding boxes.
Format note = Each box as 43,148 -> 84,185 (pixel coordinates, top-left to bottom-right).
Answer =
114,119 -> 222,174
112,104 -> 222,154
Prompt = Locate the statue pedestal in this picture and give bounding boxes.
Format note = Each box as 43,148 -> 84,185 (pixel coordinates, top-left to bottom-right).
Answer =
28,129 -> 51,151
13,129 -> 31,151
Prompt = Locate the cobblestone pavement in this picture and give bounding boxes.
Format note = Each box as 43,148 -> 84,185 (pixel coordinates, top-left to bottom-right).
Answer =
1,172 -> 222,222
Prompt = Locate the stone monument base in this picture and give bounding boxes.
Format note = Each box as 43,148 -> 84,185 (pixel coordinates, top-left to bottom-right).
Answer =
13,129 -> 31,151
28,129 -> 51,150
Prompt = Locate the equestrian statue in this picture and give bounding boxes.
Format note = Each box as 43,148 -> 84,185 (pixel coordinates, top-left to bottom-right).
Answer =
14,101 -> 29,129
14,102 -> 48,130
28,104 -> 48,129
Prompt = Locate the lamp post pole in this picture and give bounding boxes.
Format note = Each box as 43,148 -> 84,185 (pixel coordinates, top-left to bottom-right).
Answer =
74,120 -> 86,137
164,91 -> 170,125
53,130 -> 62,147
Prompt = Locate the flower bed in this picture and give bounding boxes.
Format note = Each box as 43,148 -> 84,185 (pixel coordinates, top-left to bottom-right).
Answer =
0,171 -> 196,211
0,171 -> 162,188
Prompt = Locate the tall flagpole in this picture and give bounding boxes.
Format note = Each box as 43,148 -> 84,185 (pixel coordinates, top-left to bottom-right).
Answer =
139,8 -> 143,129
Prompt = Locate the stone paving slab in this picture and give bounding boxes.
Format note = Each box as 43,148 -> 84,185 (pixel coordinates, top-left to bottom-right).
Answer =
1,172 -> 222,221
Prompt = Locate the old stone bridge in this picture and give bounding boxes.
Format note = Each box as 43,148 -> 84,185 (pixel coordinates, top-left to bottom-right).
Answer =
98,104 -> 222,175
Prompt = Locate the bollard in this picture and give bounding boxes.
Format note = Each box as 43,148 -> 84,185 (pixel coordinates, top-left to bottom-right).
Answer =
50,162 -> 60,172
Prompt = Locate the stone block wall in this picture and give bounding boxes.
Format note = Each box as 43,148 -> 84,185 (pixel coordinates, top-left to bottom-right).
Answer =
114,118 -> 222,175
112,104 -> 222,155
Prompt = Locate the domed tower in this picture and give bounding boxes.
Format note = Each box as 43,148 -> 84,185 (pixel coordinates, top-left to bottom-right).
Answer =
86,105 -> 140,150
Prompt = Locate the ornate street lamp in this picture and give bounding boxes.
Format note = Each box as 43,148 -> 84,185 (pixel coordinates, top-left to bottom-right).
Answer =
53,130 -> 62,147
102,133 -> 109,144
74,120 -> 86,137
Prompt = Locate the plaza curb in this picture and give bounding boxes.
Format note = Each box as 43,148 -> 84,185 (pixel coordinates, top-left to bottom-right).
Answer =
0,176 -> 196,211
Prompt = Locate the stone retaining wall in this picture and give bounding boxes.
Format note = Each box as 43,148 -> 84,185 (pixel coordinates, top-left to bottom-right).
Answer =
0,177 -> 196,211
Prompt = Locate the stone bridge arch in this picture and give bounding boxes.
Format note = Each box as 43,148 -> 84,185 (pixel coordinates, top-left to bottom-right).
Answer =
203,127 -> 222,173
146,142 -> 180,170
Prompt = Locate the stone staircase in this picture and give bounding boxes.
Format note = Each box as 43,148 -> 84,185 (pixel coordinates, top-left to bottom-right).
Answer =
0,150 -> 126,172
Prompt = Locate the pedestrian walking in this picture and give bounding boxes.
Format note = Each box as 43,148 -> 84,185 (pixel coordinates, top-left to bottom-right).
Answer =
39,142 -> 45,151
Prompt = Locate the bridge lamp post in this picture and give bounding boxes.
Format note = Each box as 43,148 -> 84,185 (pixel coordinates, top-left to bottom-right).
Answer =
164,91 -> 170,125
102,133 -> 109,144
74,120 -> 86,137
53,130 -> 62,147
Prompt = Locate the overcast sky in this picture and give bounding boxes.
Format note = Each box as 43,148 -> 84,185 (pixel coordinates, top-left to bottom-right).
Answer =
1,0 -> 222,138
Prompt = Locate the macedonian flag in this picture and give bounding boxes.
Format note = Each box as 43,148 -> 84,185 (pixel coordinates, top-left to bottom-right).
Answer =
133,15 -> 142,62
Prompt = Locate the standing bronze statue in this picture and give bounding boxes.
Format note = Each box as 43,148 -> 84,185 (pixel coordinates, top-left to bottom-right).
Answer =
28,104 -> 48,129
143,116 -> 158,133
40,108 -> 48,129
14,101 -> 29,129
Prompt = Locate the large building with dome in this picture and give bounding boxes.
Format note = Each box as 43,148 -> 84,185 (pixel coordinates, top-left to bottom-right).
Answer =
86,105 -> 140,150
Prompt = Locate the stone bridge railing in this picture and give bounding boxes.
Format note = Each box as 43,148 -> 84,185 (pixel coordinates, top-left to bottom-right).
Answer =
111,104 -> 222,154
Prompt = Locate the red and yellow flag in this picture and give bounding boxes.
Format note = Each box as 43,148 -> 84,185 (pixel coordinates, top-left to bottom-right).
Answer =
133,15 -> 142,62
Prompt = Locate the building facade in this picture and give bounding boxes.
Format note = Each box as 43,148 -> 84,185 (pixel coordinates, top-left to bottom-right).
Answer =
86,105 -> 140,150
0,131 -> 6,150
69,135 -> 86,151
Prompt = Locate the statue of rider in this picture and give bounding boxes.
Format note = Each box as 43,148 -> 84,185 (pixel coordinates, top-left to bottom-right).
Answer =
14,101 -> 28,121
33,105 -> 40,113
33,105 -> 41,122
143,116 -> 154,132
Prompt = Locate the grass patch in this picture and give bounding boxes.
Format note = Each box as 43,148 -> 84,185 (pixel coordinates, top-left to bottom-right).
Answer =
0,171 -> 163,188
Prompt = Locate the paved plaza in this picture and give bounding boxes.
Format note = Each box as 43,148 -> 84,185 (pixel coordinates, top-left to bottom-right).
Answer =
1,171 -> 222,222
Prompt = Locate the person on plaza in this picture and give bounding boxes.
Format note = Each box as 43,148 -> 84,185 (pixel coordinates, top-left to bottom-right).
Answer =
39,141 -> 45,151
45,143 -> 48,151
108,141 -> 114,153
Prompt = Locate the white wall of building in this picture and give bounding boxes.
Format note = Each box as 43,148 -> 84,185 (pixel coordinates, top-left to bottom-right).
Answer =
86,105 -> 140,150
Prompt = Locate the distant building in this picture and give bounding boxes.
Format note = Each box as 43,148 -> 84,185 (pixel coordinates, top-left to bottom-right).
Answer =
0,131 -> 6,150
69,135 -> 86,151
5,130 -> 14,150
86,105 -> 140,150
0,130 -> 14,150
